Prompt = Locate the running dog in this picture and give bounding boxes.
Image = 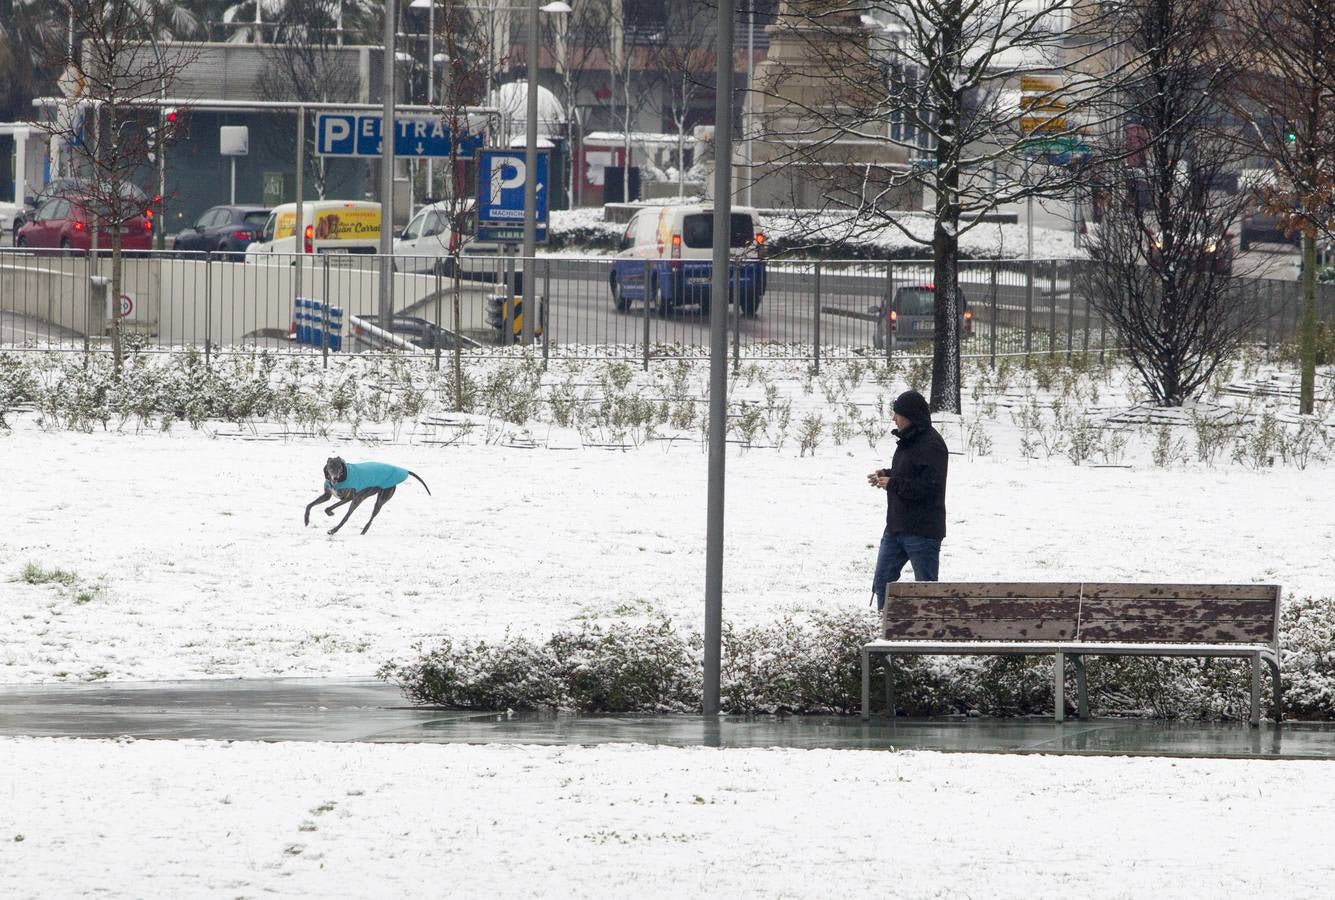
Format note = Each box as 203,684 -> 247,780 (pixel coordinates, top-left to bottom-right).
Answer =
305,457 -> 431,535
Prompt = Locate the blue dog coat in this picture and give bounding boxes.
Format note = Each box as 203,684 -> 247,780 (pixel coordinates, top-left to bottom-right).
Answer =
327,461 -> 410,491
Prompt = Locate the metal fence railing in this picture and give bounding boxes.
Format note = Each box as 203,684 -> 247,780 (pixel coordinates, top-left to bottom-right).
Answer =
1,248 -> 1330,367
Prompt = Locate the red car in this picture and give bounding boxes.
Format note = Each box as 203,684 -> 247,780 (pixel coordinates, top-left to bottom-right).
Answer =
15,196 -> 153,253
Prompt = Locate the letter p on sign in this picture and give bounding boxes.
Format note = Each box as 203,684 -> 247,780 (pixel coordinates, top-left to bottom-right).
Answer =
489,156 -> 525,204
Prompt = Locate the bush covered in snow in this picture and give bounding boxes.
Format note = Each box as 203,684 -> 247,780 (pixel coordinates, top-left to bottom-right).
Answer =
380,599 -> 1335,720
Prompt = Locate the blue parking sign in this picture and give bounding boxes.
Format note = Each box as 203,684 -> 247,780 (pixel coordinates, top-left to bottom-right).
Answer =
315,114 -> 358,156
476,148 -> 549,242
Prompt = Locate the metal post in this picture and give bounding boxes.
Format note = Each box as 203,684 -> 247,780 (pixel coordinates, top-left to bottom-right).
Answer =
521,0 -> 539,346
379,0 -> 397,332
744,0 -> 754,208
1066,261 -> 1075,357
885,260 -> 894,366
732,262 -> 741,375
703,0 -> 735,718
1024,258 -> 1034,356
989,261 -> 998,368
83,249 -> 91,357
642,258 -> 651,370
204,250 -> 212,367
322,253 -> 331,368
230,157 -> 236,206
504,246 -> 515,346
1047,260 -> 1057,355
435,258 -> 443,370
426,0 -> 435,198
542,257 -> 551,366
812,260 -> 821,373
294,109 -> 306,316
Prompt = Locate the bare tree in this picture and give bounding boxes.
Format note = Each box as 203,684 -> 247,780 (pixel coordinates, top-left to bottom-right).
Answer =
39,0 -> 196,370
1231,0 -> 1335,415
750,0 -> 1121,413
256,0 -> 375,199
1083,0 -> 1259,406
543,0 -> 607,205
652,0 -> 715,198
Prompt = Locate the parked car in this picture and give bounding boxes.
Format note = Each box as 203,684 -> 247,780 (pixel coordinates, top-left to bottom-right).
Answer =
608,204 -> 767,316
14,195 -> 153,253
872,284 -> 973,350
393,200 -> 502,279
1147,228 -> 1234,275
1239,208 -> 1299,251
10,178 -> 150,242
172,205 -> 270,258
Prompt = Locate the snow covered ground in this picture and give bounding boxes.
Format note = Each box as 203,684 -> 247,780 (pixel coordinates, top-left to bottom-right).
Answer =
3,352 -> 1333,898
3,354 -> 1333,685
2,738 -> 1333,899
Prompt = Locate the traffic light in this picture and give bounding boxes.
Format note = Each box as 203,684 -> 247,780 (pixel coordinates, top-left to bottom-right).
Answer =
165,107 -> 180,125
1285,126 -> 1298,144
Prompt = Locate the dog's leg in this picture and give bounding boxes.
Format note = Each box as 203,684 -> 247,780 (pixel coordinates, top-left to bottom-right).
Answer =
328,489 -> 375,535
304,489 -> 332,526
360,486 -> 396,535
325,494 -> 353,517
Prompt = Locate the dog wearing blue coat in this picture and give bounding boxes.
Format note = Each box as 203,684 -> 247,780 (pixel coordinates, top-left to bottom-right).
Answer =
305,456 -> 431,535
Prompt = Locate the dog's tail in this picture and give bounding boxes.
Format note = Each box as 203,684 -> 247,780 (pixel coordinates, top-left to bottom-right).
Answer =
408,470 -> 431,495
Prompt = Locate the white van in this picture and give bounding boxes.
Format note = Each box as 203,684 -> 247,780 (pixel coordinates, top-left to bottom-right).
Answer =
609,204 -> 767,316
246,200 -> 381,257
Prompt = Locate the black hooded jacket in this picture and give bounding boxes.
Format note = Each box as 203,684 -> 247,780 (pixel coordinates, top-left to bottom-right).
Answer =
882,392 -> 948,540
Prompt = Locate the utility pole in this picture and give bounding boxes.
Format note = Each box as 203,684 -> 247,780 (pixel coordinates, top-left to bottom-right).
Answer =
521,0 -> 539,344
379,0 -> 397,332
704,0 -> 734,718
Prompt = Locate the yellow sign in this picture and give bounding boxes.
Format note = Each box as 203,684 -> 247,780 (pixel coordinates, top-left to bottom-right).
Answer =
1020,95 -> 1067,111
1020,75 -> 1059,93
1022,115 -> 1068,133
275,207 -> 381,241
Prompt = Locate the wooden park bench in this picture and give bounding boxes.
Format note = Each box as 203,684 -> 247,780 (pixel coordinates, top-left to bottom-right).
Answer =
862,582 -> 1283,725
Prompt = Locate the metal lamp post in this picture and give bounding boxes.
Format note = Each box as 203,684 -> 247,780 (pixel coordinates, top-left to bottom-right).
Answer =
521,0 -> 572,345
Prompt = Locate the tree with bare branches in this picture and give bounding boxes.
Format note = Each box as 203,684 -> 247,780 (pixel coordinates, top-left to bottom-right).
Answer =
652,0 -> 716,199
38,0 -> 196,370
749,0 -> 1120,413
1083,0 -> 1260,406
1231,0 -> 1335,415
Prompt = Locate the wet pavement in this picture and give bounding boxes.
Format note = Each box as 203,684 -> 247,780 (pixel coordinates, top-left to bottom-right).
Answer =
1,678 -> 1333,759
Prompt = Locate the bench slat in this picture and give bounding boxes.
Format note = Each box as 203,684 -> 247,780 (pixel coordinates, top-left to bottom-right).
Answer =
1079,598 -> 1276,621
883,618 -> 1077,640
1077,584 -> 1279,601
887,583 -> 1084,599
1078,620 -> 1275,643
884,598 -> 1082,619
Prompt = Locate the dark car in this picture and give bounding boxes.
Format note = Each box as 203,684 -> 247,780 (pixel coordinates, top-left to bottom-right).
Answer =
872,284 -> 973,350
172,205 -> 270,258
1239,209 -> 1299,251
11,178 -> 150,242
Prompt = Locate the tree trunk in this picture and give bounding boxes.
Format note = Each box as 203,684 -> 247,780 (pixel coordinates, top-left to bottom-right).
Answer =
931,220 -> 962,414
1300,226 -> 1317,415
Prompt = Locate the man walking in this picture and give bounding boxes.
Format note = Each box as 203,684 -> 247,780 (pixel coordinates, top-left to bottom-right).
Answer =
867,389 -> 948,610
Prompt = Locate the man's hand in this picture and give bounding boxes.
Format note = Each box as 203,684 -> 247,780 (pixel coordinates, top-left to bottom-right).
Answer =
867,470 -> 891,489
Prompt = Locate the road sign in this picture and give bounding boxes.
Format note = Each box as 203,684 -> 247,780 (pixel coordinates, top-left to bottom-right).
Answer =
314,113 -> 483,159
1020,75 -> 1059,93
476,148 -> 550,244
1022,115 -> 1068,133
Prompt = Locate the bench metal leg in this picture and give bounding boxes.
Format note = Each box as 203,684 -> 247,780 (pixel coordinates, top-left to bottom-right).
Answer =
1263,652 -> 1282,724
861,650 -> 871,721
1250,653 -> 1262,727
884,653 -> 894,720
1053,651 -> 1065,723
1072,654 -> 1089,720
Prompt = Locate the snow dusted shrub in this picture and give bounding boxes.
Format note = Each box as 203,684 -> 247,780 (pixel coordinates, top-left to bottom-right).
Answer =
797,413 -> 824,456
1277,595 -> 1335,720
0,353 -> 38,428
378,635 -> 565,710
1150,424 -> 1186,468
548,618 -> 701,713
721,609 -> 876,714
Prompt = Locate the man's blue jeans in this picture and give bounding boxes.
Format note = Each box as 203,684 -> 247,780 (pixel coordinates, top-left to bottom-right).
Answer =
872,529 -> 942,610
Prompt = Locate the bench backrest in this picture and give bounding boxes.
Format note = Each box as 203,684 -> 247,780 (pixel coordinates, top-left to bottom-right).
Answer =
881,582 -> 1282,647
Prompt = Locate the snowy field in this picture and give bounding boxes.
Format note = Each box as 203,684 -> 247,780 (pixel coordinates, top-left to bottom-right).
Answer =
3,352 -> 1334,898
3,357 -> 1333,685
2,738 -> 1334,899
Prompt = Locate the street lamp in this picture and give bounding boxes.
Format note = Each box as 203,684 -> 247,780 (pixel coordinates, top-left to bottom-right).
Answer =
521,0 -> 572,344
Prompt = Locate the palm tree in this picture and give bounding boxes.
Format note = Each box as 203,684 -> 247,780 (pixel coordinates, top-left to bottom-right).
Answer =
0,0 -> 65,121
